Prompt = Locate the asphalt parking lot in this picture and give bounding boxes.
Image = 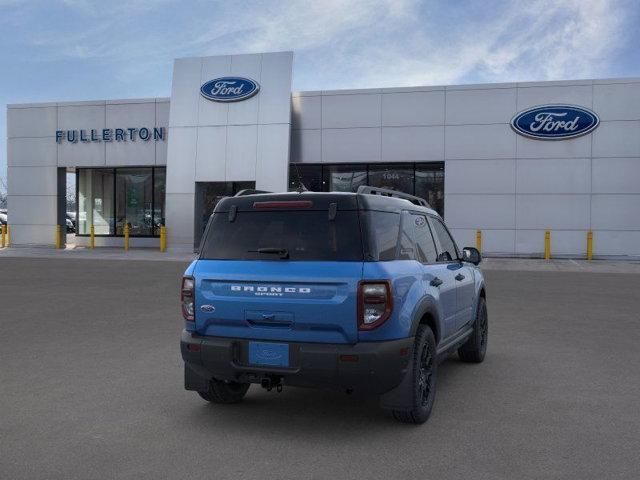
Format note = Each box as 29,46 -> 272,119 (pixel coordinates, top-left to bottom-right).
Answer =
1,257 -> 639,480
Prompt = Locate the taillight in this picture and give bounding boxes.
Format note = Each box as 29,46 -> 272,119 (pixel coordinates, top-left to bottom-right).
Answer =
181,276 -> 195,321
358,281 -> 393,330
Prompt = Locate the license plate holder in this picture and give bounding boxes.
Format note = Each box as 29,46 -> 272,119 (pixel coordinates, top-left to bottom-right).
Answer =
248,342 -> 289,367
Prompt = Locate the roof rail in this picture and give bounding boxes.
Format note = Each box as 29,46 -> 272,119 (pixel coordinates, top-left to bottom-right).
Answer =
357,185 -> 431,208
234,189 -> 272,197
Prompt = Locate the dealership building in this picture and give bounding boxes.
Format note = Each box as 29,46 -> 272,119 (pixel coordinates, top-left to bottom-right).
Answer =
6,51 -> 640,257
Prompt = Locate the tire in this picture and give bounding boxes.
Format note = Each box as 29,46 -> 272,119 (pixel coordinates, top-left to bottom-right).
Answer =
197,378 -> 250,404
458,296 -> 488,363
392,325 -> 437,424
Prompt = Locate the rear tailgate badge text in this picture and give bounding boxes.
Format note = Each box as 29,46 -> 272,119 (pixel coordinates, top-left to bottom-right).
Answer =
230,285 -> 311,297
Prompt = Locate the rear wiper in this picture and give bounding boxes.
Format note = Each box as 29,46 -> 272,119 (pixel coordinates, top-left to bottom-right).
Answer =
248,247 -> 290,259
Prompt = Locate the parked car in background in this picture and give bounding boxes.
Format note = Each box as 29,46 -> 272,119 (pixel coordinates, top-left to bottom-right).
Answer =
0,211 -> 7,227
66,212 -> 76,231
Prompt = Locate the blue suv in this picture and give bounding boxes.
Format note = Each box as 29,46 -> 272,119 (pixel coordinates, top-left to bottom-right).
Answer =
180,186 -> 487,423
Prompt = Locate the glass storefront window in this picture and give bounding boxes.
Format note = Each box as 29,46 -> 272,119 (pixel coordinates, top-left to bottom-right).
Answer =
288,162 -> 445,217
368,164 -> 414,194
115,169 -> 153,236
289,164 -> 323,191
153,169 -> 166,234
323,164 -> 367,192
77,169 -> 114,235
76,167 -> 165,237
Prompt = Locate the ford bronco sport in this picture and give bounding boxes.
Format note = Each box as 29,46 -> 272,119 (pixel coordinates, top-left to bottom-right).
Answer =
180,186 -> 487,424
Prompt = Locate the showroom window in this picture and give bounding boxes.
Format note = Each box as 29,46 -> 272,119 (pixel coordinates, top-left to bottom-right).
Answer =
77,167 -> 166,237
368,163 -> 414,193
323,164 -> 368,192
289,164 -> 323,192
288,163 -> 445,216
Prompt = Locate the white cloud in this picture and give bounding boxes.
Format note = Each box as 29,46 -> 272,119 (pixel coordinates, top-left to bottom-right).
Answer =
10,0 -> 634,88
329,0 -> 627,88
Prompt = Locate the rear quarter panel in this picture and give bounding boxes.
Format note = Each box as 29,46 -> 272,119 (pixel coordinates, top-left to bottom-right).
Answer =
359,260 -> 426,341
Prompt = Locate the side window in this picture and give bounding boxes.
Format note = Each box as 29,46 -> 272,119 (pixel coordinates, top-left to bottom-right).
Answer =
397,211 -> 416,260
413,214 -> 438,263
363,211 -> 401,261
429,217 -> 459,262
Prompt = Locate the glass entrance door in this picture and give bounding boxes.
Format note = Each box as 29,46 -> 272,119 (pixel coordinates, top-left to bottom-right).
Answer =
194,181 -> 255,249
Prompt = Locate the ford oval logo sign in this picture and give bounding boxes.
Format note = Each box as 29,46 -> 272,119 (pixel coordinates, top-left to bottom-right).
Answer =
200,77 -> 260,102
511,105 -> 599,140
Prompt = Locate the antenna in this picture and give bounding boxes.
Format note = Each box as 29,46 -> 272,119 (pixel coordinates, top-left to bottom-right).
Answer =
293,163 -> 308,193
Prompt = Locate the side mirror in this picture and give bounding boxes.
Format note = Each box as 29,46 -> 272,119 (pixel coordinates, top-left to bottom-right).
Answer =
462,247 -> 481,265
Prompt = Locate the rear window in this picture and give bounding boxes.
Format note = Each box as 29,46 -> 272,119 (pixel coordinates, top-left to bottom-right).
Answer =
200,210 -> 363,261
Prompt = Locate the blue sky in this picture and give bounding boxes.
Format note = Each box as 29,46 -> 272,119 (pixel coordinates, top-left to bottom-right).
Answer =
1,0 -> 639,192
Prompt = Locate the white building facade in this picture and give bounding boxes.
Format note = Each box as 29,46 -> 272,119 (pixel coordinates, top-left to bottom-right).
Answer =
6,51 -> 640,257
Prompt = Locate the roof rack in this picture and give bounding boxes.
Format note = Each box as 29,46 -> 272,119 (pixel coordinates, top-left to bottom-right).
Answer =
234,189 -> 272,197
357,185 -> 431,208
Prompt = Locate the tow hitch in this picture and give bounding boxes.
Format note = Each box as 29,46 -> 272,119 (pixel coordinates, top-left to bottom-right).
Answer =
260,376 -> 284,392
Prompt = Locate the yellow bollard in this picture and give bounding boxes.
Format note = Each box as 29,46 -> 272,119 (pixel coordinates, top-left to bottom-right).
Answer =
476,229 -> 482,253
1,224 -> 6,248
587,230 -> 593,261
124,224 -> 129,251
90,225 -> 95,249
55,225 -> 62,249
544,230 -> 551,260
6,224 -> 10,246
160,226 -> 167,252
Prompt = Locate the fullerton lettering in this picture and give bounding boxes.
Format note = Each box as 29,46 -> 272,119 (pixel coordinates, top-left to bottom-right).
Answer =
529,112 -> 580,133
55,127 -> 165,143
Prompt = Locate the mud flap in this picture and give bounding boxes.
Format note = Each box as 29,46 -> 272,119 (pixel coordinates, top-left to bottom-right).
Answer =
184,363 -> 212,392
379,358 -> 414,411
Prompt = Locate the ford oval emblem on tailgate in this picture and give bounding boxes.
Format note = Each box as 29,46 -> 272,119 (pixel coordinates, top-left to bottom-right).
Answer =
200,304 -> 215,313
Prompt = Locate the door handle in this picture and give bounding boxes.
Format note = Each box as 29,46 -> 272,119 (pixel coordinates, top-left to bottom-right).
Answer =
430,277 -> 443,287
455,273 -> 465,281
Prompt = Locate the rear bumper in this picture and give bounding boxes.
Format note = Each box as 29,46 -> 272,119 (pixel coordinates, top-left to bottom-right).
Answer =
181,330 -> 413,395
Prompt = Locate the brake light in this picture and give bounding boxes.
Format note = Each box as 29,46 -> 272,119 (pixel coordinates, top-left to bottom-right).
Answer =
358,281 -> 393,330
181,276 -> 195,321
253,200 -> 313,209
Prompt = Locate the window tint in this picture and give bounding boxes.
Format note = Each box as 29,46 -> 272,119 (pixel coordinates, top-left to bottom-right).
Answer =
398,212 -> 415,260
200,211 -> 363,261
362,211 -> 400,261
415,164 -> 444,217
195,181 -> 255,249
413,214 -> 438,263
429,217 -> 459,262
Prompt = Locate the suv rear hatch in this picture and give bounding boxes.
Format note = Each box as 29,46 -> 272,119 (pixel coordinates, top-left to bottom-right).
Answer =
194,194 -> 363,344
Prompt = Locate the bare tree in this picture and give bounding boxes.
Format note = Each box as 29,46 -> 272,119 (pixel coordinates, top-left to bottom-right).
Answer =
0,176 -> 7,209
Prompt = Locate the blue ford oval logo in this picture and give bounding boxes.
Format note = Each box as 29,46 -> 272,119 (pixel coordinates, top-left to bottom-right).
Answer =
511,104 -> 599,140
200,77 -> 260,102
